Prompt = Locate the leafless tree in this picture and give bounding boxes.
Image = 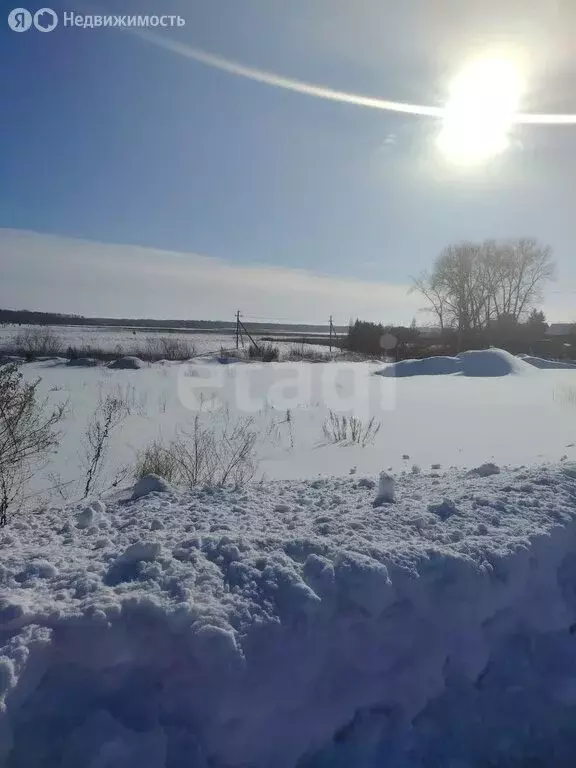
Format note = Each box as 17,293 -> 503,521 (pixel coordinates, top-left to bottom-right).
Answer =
411,239 -> 555,334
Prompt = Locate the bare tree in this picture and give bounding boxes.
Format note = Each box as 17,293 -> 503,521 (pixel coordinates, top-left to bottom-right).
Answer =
0,364 -> 66,524
483,239 -> 555,323
409,274 -> 447,330
411,239 -> 555,336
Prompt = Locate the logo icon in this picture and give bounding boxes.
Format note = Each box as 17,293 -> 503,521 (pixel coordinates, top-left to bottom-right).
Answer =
8,8 -> 32,31
34,7 -> 57,31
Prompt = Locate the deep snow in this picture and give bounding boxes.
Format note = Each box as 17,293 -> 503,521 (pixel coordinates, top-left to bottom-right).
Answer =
4,349 -> 576,766
13,352 -> 576,504
0,324 -> 331,359
5,465 -> 576,766
375,348 -> 535,378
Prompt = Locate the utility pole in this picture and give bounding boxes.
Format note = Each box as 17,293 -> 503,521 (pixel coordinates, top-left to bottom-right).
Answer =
236,310 -> 240,350
329,315 -> 333,353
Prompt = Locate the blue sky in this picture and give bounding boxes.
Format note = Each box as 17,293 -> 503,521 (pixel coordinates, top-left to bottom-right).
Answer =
2,0 -> 576,321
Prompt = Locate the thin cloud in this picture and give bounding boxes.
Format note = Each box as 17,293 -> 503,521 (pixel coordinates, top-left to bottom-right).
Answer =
0,229 -> 420,324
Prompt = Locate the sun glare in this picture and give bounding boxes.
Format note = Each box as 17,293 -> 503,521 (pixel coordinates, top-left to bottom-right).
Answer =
437,57 -> 523,166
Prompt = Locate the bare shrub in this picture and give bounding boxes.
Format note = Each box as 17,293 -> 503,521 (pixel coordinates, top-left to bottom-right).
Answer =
81,389 -> 133,497
135,413 -> 258,489
0,363 -> 66,524
286,344 -> 332,362
134,439 -> 179,482
322,410 -> 381,447
14,326 -> 63,359
144,336 -> 196,361
249,342 -> 279,362
266,409 -> 295,450
219,346 -> 247,361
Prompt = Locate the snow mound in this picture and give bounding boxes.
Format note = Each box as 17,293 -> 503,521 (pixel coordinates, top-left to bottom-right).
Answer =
4,467 -> 576,767
66,356 -> 98,367
131,474 -> 171,500
0,355 -> 25,366
467,461 -> 501,477
376,348 -> 535,378
457,348 -> 535,377
375,355 -> 461,377
108,355 -> 144,370
519,354 -> 576,370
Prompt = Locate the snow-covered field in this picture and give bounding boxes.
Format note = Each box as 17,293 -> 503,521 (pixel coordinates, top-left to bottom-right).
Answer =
11,349 -> 576,504
5,349 -> 576,766
0,324 -> 332,358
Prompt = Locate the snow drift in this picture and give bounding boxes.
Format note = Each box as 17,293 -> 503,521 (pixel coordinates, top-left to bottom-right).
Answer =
519,354 -> 576,370
377,348 -> 535,378
4,466 -> 576,766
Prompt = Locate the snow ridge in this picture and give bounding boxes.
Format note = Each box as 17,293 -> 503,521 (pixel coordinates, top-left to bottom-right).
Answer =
3,466 -> 576,766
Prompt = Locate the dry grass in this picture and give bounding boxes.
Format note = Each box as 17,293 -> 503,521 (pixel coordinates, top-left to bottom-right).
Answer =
285,344 -> 334,362
554,386 -> 576,406
13,326 -> 63,359
321,410 -> 381,447
135,412 -> 258,489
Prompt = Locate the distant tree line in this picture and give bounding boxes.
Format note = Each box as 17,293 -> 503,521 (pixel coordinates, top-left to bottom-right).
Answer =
344,311 -> 570,360
0,309 -> 342,335
345,319 -> 421,357
0,309 -> 226,328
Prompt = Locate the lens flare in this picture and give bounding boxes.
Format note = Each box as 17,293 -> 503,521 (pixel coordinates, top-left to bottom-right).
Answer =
437,58 -> 524,165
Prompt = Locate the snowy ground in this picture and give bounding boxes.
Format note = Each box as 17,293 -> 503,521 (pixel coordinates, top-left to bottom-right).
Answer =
12,350 -> 576,505
5,349 -> 576,766
0,324 -> 332,357
4,465 -> 576,766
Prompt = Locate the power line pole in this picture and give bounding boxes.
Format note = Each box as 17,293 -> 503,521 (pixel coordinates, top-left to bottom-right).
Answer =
236,310 -> 240,350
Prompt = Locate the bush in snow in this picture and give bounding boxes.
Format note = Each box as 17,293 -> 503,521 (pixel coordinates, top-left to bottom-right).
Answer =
81,390 -> 133,497
248,343 -> 279,362
322,410 -> 381,447
13,326 -> 63,360
134,440 -> 180,483
0,363 -> 66,524
143,335 -> 196,361
135,413 -> 258,489
286,344 -> 333,362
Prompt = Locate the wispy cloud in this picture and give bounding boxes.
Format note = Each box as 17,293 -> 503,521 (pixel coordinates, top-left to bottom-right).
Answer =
0,229 -> 419,324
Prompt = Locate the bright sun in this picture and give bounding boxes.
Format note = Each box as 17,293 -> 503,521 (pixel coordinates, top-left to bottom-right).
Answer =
437,57 -> 523,166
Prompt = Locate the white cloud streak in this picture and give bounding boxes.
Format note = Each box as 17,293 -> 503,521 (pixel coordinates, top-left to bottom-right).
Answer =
0,229 -> 420,324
